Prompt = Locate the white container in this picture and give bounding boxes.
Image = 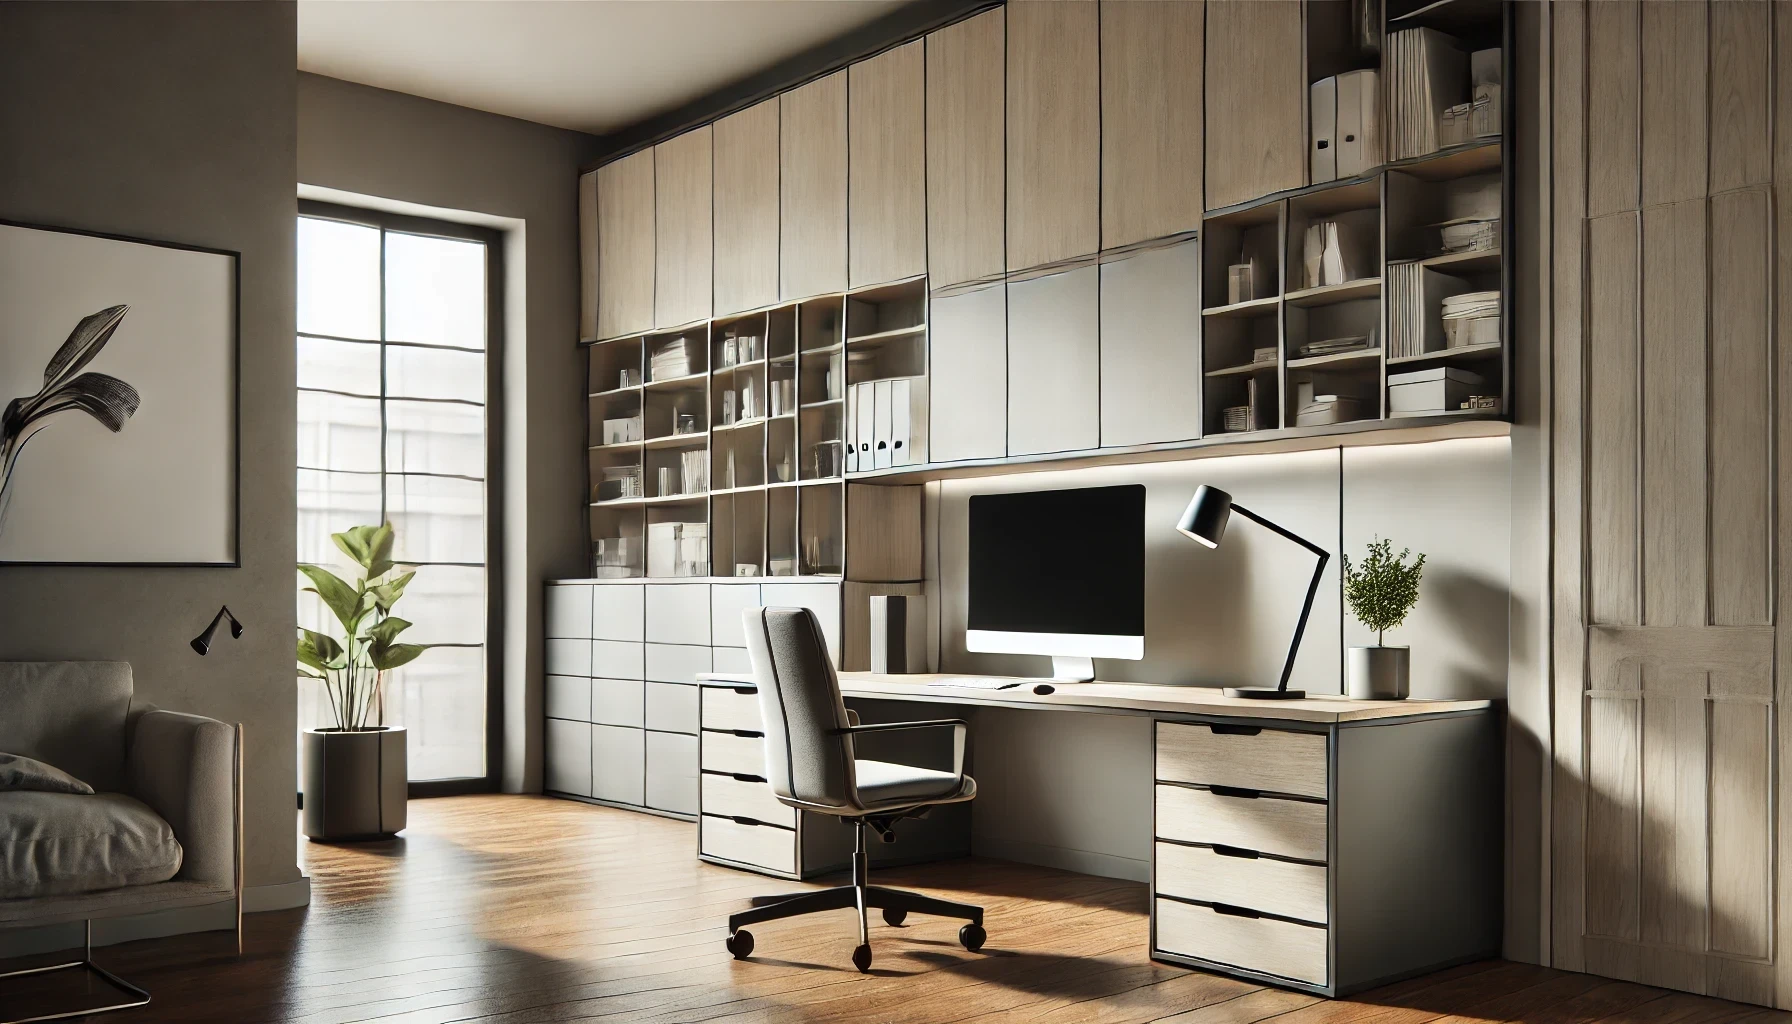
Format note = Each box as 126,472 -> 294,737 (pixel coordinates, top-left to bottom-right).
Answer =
1388,367 -> 1484,414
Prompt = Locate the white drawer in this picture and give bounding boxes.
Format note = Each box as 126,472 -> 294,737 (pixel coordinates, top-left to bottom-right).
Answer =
591,640 -> 645,680
710,583 -> 763,648
1156,722 -> 1327,800
1155,784 -> 1327,863
702,730 -> 768,777
592,584 -> 644,641
712,646 -> 753,675
592,724 -> 644,806
545,718 -> 592,796
702,773 -> 795,828
759,582 -> 839,666
702,685 -> 763,733
1154,841 -> 1327,925
646,584 -> 711,645
544,675 -> 591,722
1155,897 -> 1327,986
645,642 -> 711,683
645,731 -> 699,814
545,638 -> 590,676
701,815 -> 796,875
590,678 -> 644,728
545,584 -> 593,639
645,681 -> 699,734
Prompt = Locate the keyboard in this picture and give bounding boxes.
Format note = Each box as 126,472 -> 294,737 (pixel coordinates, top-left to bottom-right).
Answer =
926,677 -> 1024,691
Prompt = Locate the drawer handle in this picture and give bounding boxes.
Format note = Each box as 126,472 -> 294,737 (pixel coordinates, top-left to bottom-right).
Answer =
1210,844 -> 1260,860
1210,785 -> 1261,800
1208,724 -> 1262,736
731,773 -> 766,783
730,729 -> 765,739
731,685 -> 757,695
1210,902 -> 1261,919
730,815 -> 768,827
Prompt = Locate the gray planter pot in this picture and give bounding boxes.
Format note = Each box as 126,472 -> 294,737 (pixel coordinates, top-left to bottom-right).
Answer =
1346,646 -> 1410,700
301,727 -> 407,841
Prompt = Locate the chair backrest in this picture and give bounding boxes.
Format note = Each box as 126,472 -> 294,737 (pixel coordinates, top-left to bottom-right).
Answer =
0,661 -> 134,793
741,606 -> 857,810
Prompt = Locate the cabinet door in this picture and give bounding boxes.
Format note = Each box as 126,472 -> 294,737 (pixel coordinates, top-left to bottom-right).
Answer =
592,584 -> 644,641
1102,1 -> 1204,248
928,282 -> 1007,462
592,724 -> 645,806
596,149 -> 655,339
545,675 -> 591,722
655,126 -> 713,329
849,40 -> 926,287
590,677 -> 645,728
1205,0 -> 1305,210
578,170 -> 599,342
545,719 -> 592,796
645,731 -> 699,814
545,584 -> 593,639
780,71 -> 848,300
646,583 -> 711,645
1100,241 -> 1202,446
711,583 -> 763,648
713,98 -> 780,316
1006,0 -> 1100,269
926,8 -> 1005,288
1008,266 -> 1100,455
760,582 -> 841,666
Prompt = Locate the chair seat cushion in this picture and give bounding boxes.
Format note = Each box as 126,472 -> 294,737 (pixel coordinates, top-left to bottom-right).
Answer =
0,791 -> 183,899
854,759 -> 973,807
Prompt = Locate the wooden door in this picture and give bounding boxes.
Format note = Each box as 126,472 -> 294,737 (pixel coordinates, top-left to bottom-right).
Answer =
596,149 -> 655,339
1203,0 -> 1304,211
780,70 -> 848,301
713,98 -> 779,317
1006,0 -> 1099,270
1101,0 -> 1204,249
655,126 -> 712,329
926,7 -> 1005,289
849,39 -> 925,287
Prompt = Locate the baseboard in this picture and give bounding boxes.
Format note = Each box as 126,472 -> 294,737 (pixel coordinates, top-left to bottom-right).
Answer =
0,876 -> 311,960
972,835 -> 1150,883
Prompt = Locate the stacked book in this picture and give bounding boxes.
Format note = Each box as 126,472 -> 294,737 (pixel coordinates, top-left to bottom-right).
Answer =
650,335 -> 694,381
595,464 -> 642,502
1387,261 -> 1427,359
679,449 -> 707,494
1386,27 -> 1466,160
1442,291 -> 1500,349
1252,346 -> 1278,367
1297,333 -> 1374,359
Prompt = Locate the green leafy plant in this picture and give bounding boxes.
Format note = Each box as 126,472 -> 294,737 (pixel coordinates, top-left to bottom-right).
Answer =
1341,537 -> 1426,645
297,523 -> 435,731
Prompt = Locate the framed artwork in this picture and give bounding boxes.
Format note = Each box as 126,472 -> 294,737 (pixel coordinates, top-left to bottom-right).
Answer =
0,220 -> 238,565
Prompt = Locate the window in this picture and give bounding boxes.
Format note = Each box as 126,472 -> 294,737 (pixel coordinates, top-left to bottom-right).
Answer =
296,203 -> 499,787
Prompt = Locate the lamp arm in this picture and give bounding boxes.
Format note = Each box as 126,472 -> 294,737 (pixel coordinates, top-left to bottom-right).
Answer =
1231,503 -> 1330,693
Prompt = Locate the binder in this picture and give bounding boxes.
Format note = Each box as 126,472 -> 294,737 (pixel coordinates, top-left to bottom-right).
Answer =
845,382 -> 862,473
872,379 -> 894,470
1309,75 -> 1337,184
890,378 -> 914,466
1336,69 -> 1379,177
855,381 -> 875,471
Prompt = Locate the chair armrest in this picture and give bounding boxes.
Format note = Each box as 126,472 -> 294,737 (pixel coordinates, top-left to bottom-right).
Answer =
846,719 -> 968,779
128,709 -> 238,889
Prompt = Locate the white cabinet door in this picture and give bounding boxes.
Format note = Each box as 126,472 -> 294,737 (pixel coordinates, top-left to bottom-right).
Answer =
712,646 -> 753,675
592,724 -> 645,806
1099,241 -> 1201,447
592,584 -> 645,641
545,719 -> 592,796
645,731 -> 700,814
545,584 -> 594,638
646,643 -> 712,684
710,583 -> 763,648
545,675 -> 591,722
645,682 -> 701,735
646,584 -> 711,645
760,583 -> 841,666
590,678 -> 645,729
591,640 -> 645,680
545,638 -> 591,677
1008,266 -> 1100,456
929,282 -> 1008,463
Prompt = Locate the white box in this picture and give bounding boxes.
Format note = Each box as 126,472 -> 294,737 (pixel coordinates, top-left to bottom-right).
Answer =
1335,69 -> 1380,177
1388,367 -> 1485,413
1310,75 -> 1337,184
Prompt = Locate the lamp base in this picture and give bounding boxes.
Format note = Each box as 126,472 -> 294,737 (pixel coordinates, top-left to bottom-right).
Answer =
1224,687 -> 1307,700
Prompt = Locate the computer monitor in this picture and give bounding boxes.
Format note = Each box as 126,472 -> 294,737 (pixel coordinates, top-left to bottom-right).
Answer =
965,484 -> 1146,681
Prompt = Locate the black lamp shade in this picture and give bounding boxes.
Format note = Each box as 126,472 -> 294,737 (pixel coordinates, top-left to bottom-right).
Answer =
1176,485 -> 1233,549
191,606 -> 244,656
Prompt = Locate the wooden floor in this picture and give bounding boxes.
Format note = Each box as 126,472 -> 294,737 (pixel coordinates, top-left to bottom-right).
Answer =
7,795 -> 1790,1024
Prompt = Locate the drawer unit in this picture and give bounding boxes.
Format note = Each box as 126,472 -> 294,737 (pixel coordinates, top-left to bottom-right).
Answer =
1155,897 -> 1327,986
544,718 -> 592,797
701,772 -> 796,828
712,646 -> 752,675
702,729 -> 768,777
545,584 -> 593,639
591,723 -> 645,806
645,731 -> 699,814
1154,783 -> 1327,863
700,815 -> 796,875
646,642 -> 711,684
592,583 -> 644,641
545,638 -> 591,677
591,640 -> 645,680
709,583 -> 762,648
1156,721 -> 1327,799
1153,841 -> 1327,925
646,583 -> 711,645
701,685 -> 763,733
645,681 -> 699,734
590,678 -> 645,729
544,675 -> 590,722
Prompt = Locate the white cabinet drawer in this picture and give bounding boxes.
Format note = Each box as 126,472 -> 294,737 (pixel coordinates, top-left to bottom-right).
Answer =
545,584 -> 593,638
545,718 -> 592,796
646,584 -> 711,645
701,815 -> 796,875
592,724 -> 644,806
710,583 -> 763,648
592,584 -> 644,641
1155,897 -> 1327,986
712,646 -> 752,675
590,678 -> 645,728
702,685 -> 763,733
1154,841 -> 1327,924
645,731 -> 698,814
545,638 -> 591,676
545,675 -> 591,722
1155,784 -> 1327,863
591,640 -> 645,680
759,582 -> 839,666
702,730 -> 768,777
645,643 -> 711,683
1156,722 -> 1327,800
645,681 -> 699,734
702,773 -> 795,828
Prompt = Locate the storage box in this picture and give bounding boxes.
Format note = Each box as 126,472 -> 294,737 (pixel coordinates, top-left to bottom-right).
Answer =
1388,367 -> 1485,414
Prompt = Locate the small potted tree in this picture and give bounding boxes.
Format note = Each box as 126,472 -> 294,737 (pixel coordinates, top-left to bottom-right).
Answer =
1342,538 -> 1425,700
297,523 -> 435,840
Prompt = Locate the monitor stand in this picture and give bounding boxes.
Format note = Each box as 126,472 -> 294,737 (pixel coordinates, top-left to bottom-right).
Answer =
1046,656 -> 1095,683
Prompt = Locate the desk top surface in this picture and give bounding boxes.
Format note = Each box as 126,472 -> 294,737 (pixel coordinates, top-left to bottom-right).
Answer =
698,671 -> 1494,724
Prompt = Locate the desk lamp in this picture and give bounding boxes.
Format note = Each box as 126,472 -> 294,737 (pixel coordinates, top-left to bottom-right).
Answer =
1176,485 -> 1327,700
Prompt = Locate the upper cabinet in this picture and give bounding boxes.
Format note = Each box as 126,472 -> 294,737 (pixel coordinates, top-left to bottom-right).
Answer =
1006,0 -> 1101,270
597,148 -> 655,340
780,71 -> 849,301
1102,1 -> 1205,248
654,127 -> 713,329
849,41 -> 926,288
713,99 -> 780,317
579,169 -> 599,341
925,7 -> 1006,289
1204,0 -> 1306,211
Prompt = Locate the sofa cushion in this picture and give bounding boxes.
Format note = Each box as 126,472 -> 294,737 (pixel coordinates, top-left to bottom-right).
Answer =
0,752 -> 94,795
0,791 -> 183,899
0,662 -> 133,794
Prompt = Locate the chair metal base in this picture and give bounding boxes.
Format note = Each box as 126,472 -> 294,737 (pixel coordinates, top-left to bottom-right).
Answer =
0,921 -> 150,1024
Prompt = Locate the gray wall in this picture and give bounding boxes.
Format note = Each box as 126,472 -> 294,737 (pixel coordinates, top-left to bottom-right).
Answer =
0,1 -> 302,899
297,73 -> 602,792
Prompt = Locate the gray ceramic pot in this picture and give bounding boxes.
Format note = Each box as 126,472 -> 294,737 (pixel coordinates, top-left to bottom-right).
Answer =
1345,646 -> 1410,700
301,727 -> 407,841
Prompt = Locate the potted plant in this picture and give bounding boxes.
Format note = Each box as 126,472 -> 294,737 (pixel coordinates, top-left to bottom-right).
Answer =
296,522 -> 435,840
1341,538 -> 1426,700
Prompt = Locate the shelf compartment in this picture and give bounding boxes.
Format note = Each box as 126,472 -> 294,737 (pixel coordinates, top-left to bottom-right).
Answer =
644,329 -> 708,383
1202,201 -> 1283,313
587,335 -> 645,395
644,502 -> 709,579
1387,167 -> 1502,264
798,482 -> 843,576
767,486 -> 798,577
589,504 -> 645,579
711,488 -> 767,579
588,390 -> 643,448
798,295 -> 844,353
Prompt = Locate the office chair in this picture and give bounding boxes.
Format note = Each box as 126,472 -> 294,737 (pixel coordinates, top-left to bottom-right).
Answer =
727,606 -> 985,973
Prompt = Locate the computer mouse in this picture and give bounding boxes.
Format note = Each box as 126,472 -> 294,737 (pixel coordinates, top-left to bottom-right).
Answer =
1032,683 -> 1055,695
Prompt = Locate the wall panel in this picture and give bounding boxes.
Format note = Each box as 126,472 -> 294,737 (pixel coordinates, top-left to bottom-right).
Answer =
1586,213 -> 1640,627
1708,188 -> 1772,626
1586,0 -> 1640,217
1710,0 -> 1772,193
1639,0 -> 1707,206
1638,201 -> 1706,628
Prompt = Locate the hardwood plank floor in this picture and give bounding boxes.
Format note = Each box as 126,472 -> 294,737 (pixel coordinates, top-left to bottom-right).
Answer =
4,795 -> 1786,1023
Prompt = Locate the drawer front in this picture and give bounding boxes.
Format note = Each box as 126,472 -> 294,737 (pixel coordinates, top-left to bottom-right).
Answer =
645,731 -> 699,814
545,718 -> 592,797
592,584 -> 644,641
545,584 -> 594,639
1155,897 -> 1327,986
1155,784 -> 1327,863
591,640 -> 645,680
702,773 -> 796,828
545,638 -> 591,676
646,583 -> 711,645
545,675 -> 591,722
645,642 -> 711,683
591,724 -> 645,806
645,681 -> 700,734
710,584 -> 763,648
1155,841 -> 1327,924
759,582 -> 840,666
1156,721 -> 1327,800
701,815 -> 797,875
702,730 -> 768,777
590,678 -> 645,728
712,646 -> 753,675
702,686 -> 763,733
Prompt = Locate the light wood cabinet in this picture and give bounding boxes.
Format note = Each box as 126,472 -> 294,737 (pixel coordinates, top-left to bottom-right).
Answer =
1101,0 -> 1205,249
596,149 -> 655,339
1204,0 -> 1305,211
925,9 -> 1005,288
713,99 -> 780,316
780,71 -> 848,300
1006,0 -> 1100,270
849,40 -> 925,287
1007,267 -> 1099,455
654,127 -> 712,329
578,171 -> 599,341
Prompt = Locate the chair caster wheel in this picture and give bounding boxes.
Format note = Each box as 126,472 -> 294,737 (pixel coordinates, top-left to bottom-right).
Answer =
726,929 -> 754,959
882,907 -> 907,927
852,943 -> 873,973
959,923 -> 986,952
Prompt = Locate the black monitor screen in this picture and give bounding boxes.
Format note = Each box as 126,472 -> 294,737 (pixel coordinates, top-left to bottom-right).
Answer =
967,484 -> 1146,637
